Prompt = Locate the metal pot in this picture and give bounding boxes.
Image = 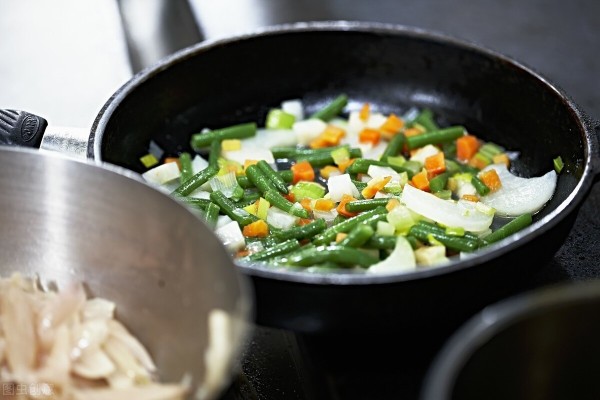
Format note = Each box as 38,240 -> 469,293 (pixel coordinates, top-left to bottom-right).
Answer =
0,146 -> 253,400
2,21 -> 598,341
420,279 -> 600,400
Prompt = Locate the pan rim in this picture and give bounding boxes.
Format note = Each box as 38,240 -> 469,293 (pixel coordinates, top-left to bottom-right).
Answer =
90,20 -> 597,286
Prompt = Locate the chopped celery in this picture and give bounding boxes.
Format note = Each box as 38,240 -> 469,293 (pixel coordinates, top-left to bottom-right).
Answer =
266,108 -> 296,129
553,156 -> 564,173
290,181 -> 326,201
140,153 -> 159,168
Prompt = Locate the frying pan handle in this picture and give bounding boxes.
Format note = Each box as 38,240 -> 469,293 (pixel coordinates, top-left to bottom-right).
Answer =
0,109 -> 47,148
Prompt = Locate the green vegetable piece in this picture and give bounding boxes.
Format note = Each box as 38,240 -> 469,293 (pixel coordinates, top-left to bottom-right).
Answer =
172,166 -> 218,197
257,160 -> 289,194
553,156 -> 564,173
345,198 -> 391,213
203,202 -> 220,229
380,132 -> 406,162
286,245 -> 379,268
471,175 -> 491,196
272,219 -> 327,241
179,152 -> 193,184
309,94 -> 349,121
412,108 -> 439,132
290,181 -> 326,201
264,189 -> 309,219
429,172 -> 450,193
266,109 -> 296,129
482,213 -> 533,244
245,239 -> 301,262
406,126 -> 465,150
298,148 -> 362,167
140,153 -> 158,168
338,224 -> 375,247
313,207 -> 388,245
209,190 -> 258,226
191,122 -> 257,149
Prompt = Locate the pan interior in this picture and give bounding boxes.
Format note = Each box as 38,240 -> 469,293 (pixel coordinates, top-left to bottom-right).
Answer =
96,26 -> 587,278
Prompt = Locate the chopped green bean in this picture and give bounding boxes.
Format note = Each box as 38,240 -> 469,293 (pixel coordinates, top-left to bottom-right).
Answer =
338,224 -> 374,247
380,132 -> 406,162
406,126 -> 465,149
204,202 -> 220,229
429,172 -> 450,193
257,160 -> 289,194
313,207 -> 387,245
412,108 -> 439,132
246,239 -> 301,262
482,213 -> 533,244
264,190 -> 309,219
191,122 -> 257,149
298,148 -> 362,167
286,245 -> 379,268
309,94 -> 349,121
209,190 -> 258,226
172,166 -> 218,197
179,152 -> 193,183
471,175 -> 490,196
345,198 -> 391,212
273,219 -> 327,241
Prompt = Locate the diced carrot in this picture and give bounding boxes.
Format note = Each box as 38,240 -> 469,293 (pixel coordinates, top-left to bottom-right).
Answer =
242,220 -> 269,238
461,194 -> 480,202
411,170 -> 430,192
236,249 -> 251,258
320,165 -> 341,179
283,192 -> 296,203
337,158 -> 356,173
361,176 -> 392,199
359,103 -> 370,121
359,128 -> 381,145
456,135 -> 480,162
424,152 -> 446,177
300,198 -> 313,211
291,160 -> 315,184
404,127 -> 424,137
479,169 -> 502,192
164,157 -> 180,169
386,198 -> 401,212
314,198 -> 335,211
297,218 -> 313,226
244,159 -> 259,171
310,125 -> 346,148
381,113 -> 404,135
336,232 -> 349,243
493,153 -> 511,167
337,194 -> 359,217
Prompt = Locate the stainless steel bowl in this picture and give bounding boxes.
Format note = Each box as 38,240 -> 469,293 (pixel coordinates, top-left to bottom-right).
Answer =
0,146 -> 253,400
421,279 -> 600,400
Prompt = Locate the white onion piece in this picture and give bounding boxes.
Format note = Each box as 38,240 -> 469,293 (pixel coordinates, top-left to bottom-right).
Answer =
409,144 -> 440,164
222,146 -> 275,165
368,236 -> 416,274
293,118 -> 327,145
73,347 -> 116,380
141,162 -> 180,186
281,99 -> 304,120
401,184 -> 494,232
242,128 -> 298,148
108,319 -> 157,373
82,298 -> 115,321
367,165 -> 401,182
214,221 -> 246,252
327,174 -> 360,202
72,384 -> 188,400
479,163 -> 557,217
267,207 -> 298,230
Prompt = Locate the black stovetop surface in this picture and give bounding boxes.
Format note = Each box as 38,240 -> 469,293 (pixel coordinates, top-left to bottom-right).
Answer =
205,1 -> 599,399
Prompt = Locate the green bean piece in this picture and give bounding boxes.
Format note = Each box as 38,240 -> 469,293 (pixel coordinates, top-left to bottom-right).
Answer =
264,190 -> 309,219
263,235 -> 282,248
204,202 -> 220,229
313,207 -> 387,245
209,190 -> 258,226
414,220 -> 483,244
364,235 -> 398,250
234,191 -> 261,207
208,139 -> 221,170
246,239 -> 301,262
409,224 -> 481,253
239,169 -> 292,190
412,108 -> 439,132
346,158 -> 413,178
405,235 -> 420,249
273,219 -> 327,241
190,122 -> 257,149
257,160 -> 289,194
406,126 -> 465,150
271,145 -> 350,159
297,148 -> 362,167
286,245 -> 379,268
345,198 -> 391,212
177,197 -> 212,210
338,224 -> 375,247
179,152 -> 193,184
245,164 -> 273,195
380,132 -> 406,161
429,172 -> 450,193
309,94 -> 349,121
471,176 -> 491,196
172,166 -> 218,197
482,213 -> 533,244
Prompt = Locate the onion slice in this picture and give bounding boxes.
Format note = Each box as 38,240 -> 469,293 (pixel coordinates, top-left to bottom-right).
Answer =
401,184 -> 494,232
479,163 -> 557,217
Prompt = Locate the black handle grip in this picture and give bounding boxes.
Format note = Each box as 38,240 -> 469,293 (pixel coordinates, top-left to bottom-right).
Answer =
0,109 -> 47,148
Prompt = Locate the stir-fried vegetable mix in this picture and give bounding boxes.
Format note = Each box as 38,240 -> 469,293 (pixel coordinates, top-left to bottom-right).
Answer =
141,95 -> 560,273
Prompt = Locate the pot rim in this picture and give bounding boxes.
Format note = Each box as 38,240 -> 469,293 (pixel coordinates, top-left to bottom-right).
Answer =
89,20 -> 597,286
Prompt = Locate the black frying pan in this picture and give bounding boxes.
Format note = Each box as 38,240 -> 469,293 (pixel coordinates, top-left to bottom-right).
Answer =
4,22 -> 599,341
